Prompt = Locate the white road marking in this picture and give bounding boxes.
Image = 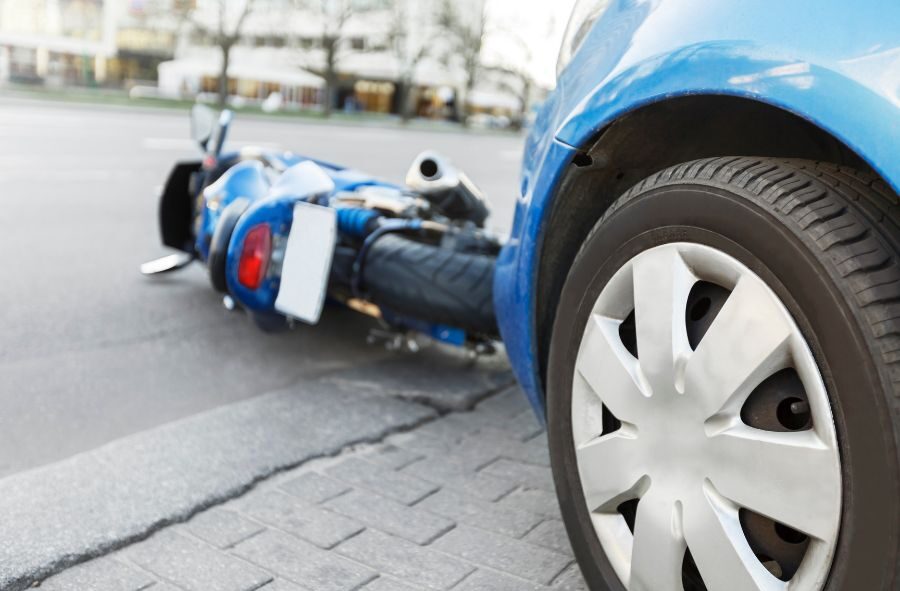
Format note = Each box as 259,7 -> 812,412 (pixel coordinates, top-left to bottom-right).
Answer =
499,148 -> 522,161
141,137 -> 197,151
142,137 -> 282,150
0,169 -> 142,182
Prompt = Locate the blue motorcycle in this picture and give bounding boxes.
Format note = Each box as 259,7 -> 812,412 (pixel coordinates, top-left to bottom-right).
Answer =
142,106 -> 499,351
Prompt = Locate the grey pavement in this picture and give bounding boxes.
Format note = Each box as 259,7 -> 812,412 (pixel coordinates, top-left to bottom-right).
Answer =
0,344 -> 514,590
0,97 -> 564,591
0,97 -> 522,478
38,387 -> 588,591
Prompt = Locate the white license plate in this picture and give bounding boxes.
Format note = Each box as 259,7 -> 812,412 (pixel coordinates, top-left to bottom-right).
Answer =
274,202 -> 337,324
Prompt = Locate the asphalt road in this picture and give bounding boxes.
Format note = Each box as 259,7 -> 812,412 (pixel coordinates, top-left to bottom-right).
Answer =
0,98 -> 523,478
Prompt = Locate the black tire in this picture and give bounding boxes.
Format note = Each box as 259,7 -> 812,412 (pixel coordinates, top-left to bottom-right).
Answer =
208,198 -> 250,293
363,233 -> 497,335
547,157 -> 900,590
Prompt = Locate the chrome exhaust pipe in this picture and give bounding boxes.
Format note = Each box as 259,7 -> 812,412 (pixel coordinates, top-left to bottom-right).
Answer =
405,151 -> 489,227
406,151 -> 465,193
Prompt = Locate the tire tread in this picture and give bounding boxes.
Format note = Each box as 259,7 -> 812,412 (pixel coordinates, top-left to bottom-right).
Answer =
606,157 -> 900,410
363,234 -> 497,335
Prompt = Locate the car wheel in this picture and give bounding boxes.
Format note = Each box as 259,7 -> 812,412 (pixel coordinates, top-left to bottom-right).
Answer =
547,158 -> 899,590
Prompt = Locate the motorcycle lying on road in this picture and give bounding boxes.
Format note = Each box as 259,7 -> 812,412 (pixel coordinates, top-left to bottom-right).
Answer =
142,106 -> 499,352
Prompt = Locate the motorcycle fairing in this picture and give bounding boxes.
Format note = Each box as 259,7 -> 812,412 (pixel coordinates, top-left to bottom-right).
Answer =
195,160 -> 270,261
225,160 -> 345,312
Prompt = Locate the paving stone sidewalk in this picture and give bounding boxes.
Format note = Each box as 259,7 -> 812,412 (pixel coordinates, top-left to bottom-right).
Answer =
38,387 -> 587,591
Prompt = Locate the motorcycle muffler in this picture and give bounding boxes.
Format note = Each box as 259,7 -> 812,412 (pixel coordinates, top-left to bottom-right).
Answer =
405,151 -> 489,227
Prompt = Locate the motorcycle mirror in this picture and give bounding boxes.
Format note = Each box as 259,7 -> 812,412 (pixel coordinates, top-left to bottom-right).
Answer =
190,104 -> 216,149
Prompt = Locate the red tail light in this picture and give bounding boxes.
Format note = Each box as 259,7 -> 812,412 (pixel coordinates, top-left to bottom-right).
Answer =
238,224 -> 271,289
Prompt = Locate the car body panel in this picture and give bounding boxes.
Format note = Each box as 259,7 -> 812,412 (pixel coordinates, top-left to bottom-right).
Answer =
496,0 -> 900,415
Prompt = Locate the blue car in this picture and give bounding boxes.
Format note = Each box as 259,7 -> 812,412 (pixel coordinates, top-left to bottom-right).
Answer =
497,1 -> 899,589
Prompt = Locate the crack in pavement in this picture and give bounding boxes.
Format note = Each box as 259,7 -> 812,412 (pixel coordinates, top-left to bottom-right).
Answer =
0,356 -> 512,591
30,409 -> 439,591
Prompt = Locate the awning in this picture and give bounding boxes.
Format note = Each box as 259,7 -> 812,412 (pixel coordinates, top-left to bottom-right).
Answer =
158,58 -> 324,88
467,89 -> 520,110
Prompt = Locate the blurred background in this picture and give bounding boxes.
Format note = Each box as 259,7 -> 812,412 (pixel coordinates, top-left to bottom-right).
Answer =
0,4 -> 587,587
0,0 -> 574,128
0,0 -> 574,479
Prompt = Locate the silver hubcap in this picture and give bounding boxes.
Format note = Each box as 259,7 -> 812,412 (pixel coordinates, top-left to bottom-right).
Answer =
572,243 -> 841,591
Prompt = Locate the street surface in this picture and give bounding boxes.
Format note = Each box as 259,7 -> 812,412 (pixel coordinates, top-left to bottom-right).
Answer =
0,99 -> 584,591
38,388 -> 586,591
0,98 -> 586,590
0,98 -> 522,477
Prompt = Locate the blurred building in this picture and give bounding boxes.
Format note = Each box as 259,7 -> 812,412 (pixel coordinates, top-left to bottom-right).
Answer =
0,0 -> 116,85
113,0 -> 181,85
0,0 -> 521,118
0,0 -> 179,87
161,0 -> 500,116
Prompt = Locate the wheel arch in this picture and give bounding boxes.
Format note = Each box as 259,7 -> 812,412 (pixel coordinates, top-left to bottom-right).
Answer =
534,94 -> 893,397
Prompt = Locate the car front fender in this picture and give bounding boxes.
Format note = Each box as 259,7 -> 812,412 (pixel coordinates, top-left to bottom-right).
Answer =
497,0 -> 900,417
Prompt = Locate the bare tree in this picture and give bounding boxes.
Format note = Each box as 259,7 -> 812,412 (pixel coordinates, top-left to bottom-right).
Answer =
484,34 -> 536,128
438,0 -> 487,124
174,0 -> 257,108
294,0 -> 383,117
387,1 -> 429,121
299,0 -> 351,117
484,67 -> 532,129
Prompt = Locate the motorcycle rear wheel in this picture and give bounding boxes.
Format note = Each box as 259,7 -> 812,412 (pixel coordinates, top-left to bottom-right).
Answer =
363,234 -> 497,336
